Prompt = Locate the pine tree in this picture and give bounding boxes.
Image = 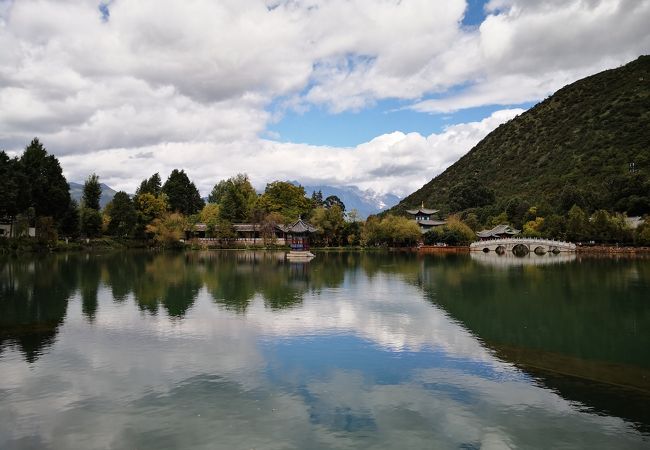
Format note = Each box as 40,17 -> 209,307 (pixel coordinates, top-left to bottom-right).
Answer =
162,169 -> 204,215
82,173 -> 102,211
18,138 -> 71,224
107,192 -> 137,237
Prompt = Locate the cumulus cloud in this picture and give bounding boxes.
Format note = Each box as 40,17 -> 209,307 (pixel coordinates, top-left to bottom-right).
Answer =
0,0 -> 648,196
413,0 -> 650,112
57,108 -> 523,197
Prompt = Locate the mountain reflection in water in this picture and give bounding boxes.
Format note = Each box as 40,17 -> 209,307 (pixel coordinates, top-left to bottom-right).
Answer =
0,251 -> 649,449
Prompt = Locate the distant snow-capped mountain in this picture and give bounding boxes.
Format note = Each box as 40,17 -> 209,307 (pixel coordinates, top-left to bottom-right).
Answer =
298,183 -> 400,219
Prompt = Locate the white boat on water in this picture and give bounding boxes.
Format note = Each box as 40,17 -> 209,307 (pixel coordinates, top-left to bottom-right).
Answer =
286,250 -> 315,261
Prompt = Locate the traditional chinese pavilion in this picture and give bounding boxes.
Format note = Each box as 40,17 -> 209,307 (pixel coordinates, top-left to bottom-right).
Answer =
280,218 -> 319,251
406,204 -> 446,233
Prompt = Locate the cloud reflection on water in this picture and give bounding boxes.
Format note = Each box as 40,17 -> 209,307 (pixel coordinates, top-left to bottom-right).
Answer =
0,251 -> 649,448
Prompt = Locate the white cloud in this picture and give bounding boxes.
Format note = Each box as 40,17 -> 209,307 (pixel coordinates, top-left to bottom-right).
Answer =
58,108 -> 522,197
0,0 -> 648,196
413,0 -> 650,113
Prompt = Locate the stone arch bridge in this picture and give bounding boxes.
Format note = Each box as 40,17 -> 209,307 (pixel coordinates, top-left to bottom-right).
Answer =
470,238 -> 576,255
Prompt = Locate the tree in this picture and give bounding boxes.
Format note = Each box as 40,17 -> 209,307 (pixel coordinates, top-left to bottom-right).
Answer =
260,212 -> 284,246
134,193 -> 168,238
198,203 -> 220,233
361,215 -> 420,247
361,216 -> 382,246
311,190 -> 324,207
208,180 -> 229,204
505,197 -> 530,228
0,151 -> 30,226
558,185 -> 587,213
342,220 -> 362,246
488,212 -> 509,227
380,215 -> 421,247
80,173 -> 103,237
423,216 -> 475,246
82,173 -> 102,211
216,174 -> 257,223
18,138 -> 71,224
146,213 -> 187,246
80,209 -> 102,238
107,192 -> 137,237
566,205 -> 590,242
635,217 -> 650,246
539,214 -> 565,239
36,216 -> 58,244
135,173 -> 162,197
311,205 -> 345,246
324,195 -> 346,212
522,217 -> 545,237
162,169 -> 204,215
590,210 -> 632,243
257,181 -> 312,223
60,199 -> 80,238
462,212 -> 479,231
448,178 -> 495,212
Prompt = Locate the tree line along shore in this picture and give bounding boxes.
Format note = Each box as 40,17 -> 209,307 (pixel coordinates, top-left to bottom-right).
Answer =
1,138 -> 649,253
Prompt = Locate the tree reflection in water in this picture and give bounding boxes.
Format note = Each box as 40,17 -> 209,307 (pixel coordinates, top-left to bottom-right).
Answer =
0,255 -> 78,362
1,249 -> 649,435
415,253 -> 650,431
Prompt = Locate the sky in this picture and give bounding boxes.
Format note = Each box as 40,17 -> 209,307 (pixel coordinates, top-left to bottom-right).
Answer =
0,0 -> 649,198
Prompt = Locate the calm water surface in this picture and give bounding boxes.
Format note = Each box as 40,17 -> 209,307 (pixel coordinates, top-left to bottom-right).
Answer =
1,251 -> 649,449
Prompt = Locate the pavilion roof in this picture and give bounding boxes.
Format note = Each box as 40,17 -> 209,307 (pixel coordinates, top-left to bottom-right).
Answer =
476,224 -> 521,238
406,208 -> 439,215
279,218 -> 319,234
418,219 -> 447,226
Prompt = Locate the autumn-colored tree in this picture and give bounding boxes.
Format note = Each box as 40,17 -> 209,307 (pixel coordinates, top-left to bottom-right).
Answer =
146,213 -> 187,246
424,216 -> 474,246
362,215 -> 421,247
134,192 -> 168,238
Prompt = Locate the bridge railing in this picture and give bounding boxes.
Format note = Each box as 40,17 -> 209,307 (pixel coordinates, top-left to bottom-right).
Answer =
470,237 -> 576,250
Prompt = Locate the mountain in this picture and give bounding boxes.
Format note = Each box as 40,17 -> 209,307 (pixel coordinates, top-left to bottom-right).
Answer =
69,182 -> 118,209
296,183 -> 400,219
390,55 -> 650,217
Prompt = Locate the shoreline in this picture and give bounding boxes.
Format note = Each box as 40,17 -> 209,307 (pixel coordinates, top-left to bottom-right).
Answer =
3,238 -> 650,256
576,245 -> 650,254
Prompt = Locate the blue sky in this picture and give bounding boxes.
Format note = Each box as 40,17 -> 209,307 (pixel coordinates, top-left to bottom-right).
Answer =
267,98 -> 535,147
267,0 -> 499,147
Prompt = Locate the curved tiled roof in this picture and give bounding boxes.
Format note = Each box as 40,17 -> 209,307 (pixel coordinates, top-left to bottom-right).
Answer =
279,218 -> 319,234
406,208 -> 439,215
418,219 -> 447,226
476,224 -> 520,238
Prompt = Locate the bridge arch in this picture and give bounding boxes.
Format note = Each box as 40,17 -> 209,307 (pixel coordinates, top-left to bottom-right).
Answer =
534,246 -> 546,255
512,243 -> 529,257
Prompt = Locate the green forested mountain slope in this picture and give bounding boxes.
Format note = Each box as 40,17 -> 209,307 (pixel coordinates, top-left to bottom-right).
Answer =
392,56 -> 650,217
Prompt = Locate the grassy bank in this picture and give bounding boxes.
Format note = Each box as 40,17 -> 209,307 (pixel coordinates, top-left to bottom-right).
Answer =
0,237 -> 149,254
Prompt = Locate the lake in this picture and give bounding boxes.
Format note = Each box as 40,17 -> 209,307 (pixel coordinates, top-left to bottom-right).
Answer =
1,251 -> 649,449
